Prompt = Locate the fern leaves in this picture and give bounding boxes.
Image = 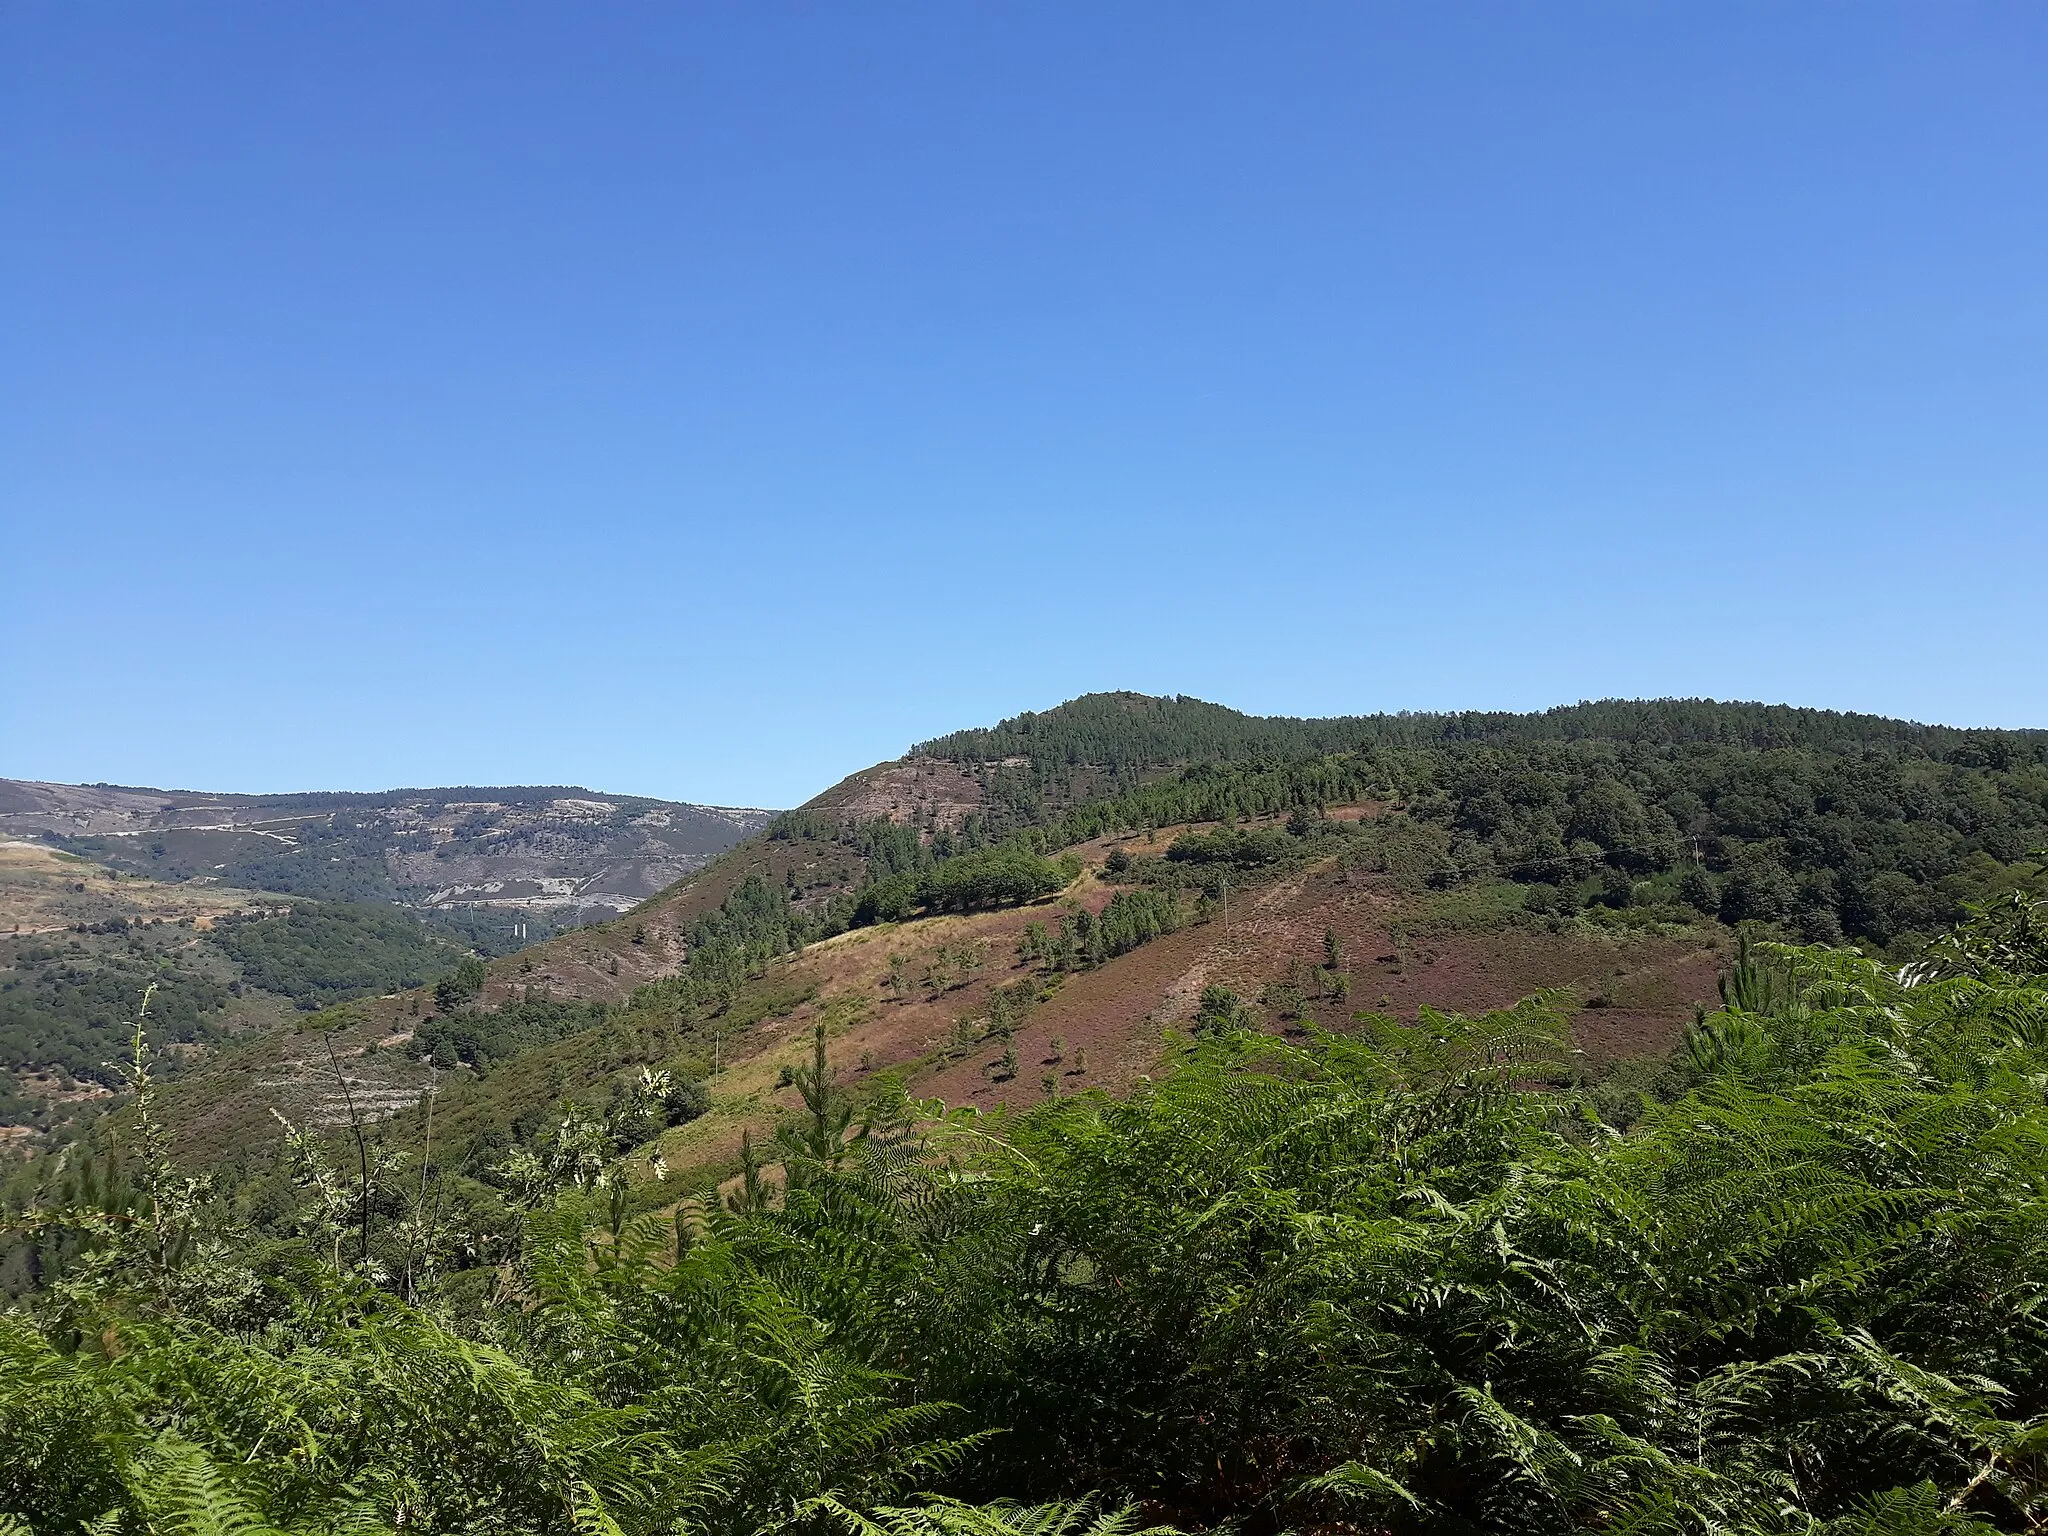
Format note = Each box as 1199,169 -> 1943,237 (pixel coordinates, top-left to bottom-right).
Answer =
10,946 -> 2048,1532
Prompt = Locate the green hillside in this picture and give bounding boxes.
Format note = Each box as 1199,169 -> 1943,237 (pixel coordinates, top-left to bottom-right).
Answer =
101,692 -> 2048,1174
916,693 -> 2048,945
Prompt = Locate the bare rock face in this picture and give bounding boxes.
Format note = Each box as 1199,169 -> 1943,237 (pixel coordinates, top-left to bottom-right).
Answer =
0,778 -> 776,924
822,758 -> 984,831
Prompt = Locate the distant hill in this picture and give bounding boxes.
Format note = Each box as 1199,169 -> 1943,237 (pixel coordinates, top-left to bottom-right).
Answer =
0,780 -> 774,1146
0,778 -> 776,938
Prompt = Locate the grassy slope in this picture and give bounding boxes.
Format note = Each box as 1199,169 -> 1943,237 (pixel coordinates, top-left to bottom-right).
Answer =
638,815 -> 1724,1187
0,841 -> 284,933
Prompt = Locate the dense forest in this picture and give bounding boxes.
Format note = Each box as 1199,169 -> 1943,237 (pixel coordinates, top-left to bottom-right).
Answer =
6,899 -> 2048,1532
920,692 -> 2046,768
205,901 -> 459,1009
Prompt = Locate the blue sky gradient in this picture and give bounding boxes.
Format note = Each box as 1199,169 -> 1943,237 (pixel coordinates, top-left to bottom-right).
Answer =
4,3 -> 2044,807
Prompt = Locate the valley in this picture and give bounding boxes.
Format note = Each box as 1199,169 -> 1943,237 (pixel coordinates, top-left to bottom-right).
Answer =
0,780 -> 773,1145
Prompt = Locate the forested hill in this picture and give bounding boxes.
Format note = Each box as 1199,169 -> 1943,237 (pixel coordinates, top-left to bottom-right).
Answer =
921,691 -> 2046,768
902,693 -> 2048,948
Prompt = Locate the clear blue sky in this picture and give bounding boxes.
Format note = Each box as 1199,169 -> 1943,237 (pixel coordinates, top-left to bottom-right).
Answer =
5,4 -> 2044,808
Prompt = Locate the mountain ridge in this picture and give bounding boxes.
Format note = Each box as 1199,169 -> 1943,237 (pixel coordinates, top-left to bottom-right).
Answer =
0,776 -> 776,927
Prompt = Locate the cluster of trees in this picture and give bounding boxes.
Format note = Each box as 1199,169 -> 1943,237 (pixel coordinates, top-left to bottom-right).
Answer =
1092,887 -> 1184,960
1044,757 -> 1396,846
431,954 -> 489,1015
1094,813 -> 1368,901
1190,983 -> 1259,1035
681,874 -> 837,1001
849,844 -> 1073,926
780,817 -> 1075,929
912,847 -> 1075,913
408,990 -> 604,1070
1408,742 -> 2048,944
0,943 -> 230,1116
9,903 -> 2048,1531
1162,824 -> 1302,870
964,747 -> 1396,844
1020,891 -> 1191,974
207,901 -> 458,1009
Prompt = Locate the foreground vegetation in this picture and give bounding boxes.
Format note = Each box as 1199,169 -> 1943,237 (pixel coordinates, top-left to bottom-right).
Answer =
5,894 -> 2048,1533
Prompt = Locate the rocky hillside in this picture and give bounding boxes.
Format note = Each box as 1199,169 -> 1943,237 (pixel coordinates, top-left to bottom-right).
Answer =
0,778 -> 775,932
